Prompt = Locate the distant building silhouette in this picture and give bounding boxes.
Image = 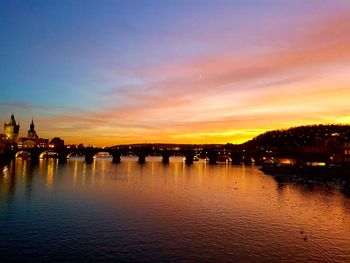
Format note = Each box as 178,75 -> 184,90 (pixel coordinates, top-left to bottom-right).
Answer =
344,142 -> 350,164
27,119 -> 39,140
38,138 -> 49,148
17,119 -> 49,149
4,114 -> 20,141
50,137 -> 64,149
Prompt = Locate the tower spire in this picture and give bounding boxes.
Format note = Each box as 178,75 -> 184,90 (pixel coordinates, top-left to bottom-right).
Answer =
30,118 -> 35,131
10,114 -> 16,125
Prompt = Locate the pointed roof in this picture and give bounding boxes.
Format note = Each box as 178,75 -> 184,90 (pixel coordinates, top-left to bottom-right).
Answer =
30,118 -> 35,131
10,114 -> 16,125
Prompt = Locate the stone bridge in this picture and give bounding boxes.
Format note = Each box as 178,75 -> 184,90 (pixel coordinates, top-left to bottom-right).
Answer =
0,145 -> 260,165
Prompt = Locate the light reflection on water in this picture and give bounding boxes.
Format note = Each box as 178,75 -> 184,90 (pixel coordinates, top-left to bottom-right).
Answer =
0,157 -> 350,262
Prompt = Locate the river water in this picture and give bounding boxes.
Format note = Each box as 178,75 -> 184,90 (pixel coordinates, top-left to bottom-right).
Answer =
0,157 -> 350,262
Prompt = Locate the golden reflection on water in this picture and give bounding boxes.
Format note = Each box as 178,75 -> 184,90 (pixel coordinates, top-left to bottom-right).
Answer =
45,159 -> 57,189
1,158 -> 350,261
0,162 -> 14,201
21,159 -> 27,177
82,161 -> 86,186
73,160 -> 78,187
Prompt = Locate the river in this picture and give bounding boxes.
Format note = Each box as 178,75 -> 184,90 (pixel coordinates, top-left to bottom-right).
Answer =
0,157 -> 350,262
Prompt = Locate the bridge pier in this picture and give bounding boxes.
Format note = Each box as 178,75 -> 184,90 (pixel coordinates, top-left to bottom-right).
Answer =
84,151 -> 94,164
30,149 -> 40,164
138,154 -> 146,164
30,155 -> 40,164
58,154 -> 67,164
161,150 -> 170,164
111,152 -> 121,163
208,157 -> 217,164
183,149 -> 195,165
0,152 -> 14,165
185,156 -> 193,165
162,156 -> 169,164
230,153 -> 241,164
133,146 -> 150,164
206,148 -> 217,164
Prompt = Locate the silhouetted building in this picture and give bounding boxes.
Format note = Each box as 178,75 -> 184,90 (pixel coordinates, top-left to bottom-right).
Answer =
50,137 -> 64,149
18,138 -> 36,148
78,143 -> 85,149
17,119 -> 49,149
38,138 -> 49,148
4,114 -> 20,141
27,119 -> 39,140
344,142 -> 350,164
302,146 -> 328,153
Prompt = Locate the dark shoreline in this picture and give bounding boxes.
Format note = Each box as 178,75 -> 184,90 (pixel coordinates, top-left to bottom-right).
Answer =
260,164 -> 350,194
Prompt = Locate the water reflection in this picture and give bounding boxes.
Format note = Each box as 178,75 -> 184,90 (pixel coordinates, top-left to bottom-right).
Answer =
45,159 -> 58,189
0,162 -> 16,204
0,159 -> 350,262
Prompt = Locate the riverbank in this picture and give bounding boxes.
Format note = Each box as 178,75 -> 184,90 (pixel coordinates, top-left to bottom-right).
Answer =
260,164 -> 350,194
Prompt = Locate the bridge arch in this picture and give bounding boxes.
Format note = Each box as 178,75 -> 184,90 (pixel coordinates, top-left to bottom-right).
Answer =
39,150 -> 59,159
15,151 -> 31,158
241,156 -> 255,164
67,152 -> 78,159
93,152 -> 112,159
66,152 -> 86,159
214,155 -> 232,164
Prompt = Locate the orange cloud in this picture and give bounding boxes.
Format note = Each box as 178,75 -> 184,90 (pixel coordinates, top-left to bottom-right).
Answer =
35,12 -> 350,145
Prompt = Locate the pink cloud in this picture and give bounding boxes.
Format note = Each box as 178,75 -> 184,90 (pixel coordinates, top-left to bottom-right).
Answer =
35,12 -> 350,145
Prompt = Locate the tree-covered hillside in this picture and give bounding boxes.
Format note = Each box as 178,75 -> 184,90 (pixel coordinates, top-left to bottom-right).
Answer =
243,124 -> 350,150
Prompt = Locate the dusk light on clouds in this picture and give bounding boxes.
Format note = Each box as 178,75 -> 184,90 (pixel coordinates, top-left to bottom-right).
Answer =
1,0 -> 350,145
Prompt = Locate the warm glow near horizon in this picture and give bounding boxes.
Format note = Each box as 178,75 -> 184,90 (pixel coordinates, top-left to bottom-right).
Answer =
1,1 -> 350,146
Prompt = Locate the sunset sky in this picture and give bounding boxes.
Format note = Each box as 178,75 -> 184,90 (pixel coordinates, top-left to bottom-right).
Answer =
1,0 -> 350,145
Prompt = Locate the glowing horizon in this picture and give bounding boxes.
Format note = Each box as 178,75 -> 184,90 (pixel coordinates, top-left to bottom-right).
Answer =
1,1 -> 350,146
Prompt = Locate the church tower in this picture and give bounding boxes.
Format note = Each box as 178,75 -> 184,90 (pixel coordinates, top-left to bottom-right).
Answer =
27,119 -> 39,139
4,114 -> 20,141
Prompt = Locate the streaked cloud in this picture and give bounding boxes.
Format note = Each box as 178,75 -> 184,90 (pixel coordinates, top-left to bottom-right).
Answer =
1,1 -> 349,145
